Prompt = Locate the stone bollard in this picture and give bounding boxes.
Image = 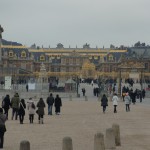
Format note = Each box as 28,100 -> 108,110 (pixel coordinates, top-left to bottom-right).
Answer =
94,133 -> 105,150
20,140 -> 30,150
85,96 -> 88,101
105,128 -> 116,149
112,124 -> 121,146
62,137 -> 73,150
69,95 -> 72,101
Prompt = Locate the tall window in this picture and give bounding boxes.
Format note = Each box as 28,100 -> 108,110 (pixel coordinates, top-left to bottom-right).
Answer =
73,58 -> 76,64
108,54 -> 113,61
66,67 -> 69,72
40,55 -> 45,61
9,51 -> 13,57
21,51 -> 26,58
145,63 -> 148,70
66,58 -> 69,64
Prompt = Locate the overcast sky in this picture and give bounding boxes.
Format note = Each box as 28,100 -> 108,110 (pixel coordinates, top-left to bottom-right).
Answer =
1,0 -> 150,48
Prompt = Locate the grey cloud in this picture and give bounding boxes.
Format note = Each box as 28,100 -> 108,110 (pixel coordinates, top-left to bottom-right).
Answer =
1,0 -> 150,48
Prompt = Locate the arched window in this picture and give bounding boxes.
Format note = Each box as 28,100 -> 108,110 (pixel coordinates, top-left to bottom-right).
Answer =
21,50 -> 26,58
89,56 -> 92,59
108,54 -> 114,61
40,55 -> 45,61
94,56 -> 98,60
9,50 -> 13,57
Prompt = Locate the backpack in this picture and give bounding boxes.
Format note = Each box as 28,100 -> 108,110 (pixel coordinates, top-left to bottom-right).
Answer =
31,103 -> 35,109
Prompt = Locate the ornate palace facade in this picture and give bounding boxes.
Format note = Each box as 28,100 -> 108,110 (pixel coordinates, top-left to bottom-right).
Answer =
0,40 -> 150,83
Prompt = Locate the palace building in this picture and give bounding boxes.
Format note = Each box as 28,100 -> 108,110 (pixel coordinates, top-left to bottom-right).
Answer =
0,39 -> 150,84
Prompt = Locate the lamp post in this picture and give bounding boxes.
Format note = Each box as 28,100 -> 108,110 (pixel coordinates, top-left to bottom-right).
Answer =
0,25 -> 4,62
98,75 -> 101,96
141,69 -> 143,91
76,76 -> 79,97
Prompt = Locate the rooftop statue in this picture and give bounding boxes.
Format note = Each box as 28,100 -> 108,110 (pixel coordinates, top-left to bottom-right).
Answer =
0,25 -> 4,39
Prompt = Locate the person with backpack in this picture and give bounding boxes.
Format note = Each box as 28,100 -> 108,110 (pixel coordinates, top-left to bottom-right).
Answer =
2,95 -> 11,119
27,98 -> 35,124
18,99 -> 26,124
11,92 -> 20,120
46,93 -> 54,115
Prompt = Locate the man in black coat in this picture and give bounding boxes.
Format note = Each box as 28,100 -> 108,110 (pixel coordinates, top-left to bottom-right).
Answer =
54,95 -> 62,115
2,95 -> 11,119
101,94 -> 108,113
46,93 -> 54,115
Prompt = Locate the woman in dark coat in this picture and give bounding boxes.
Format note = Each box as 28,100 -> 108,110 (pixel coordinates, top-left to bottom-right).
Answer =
2,95 -> 11,119
37,98 -> 45,124
101,94 -> 108,113
54,95 -> 62,115
18,99 -> 26,124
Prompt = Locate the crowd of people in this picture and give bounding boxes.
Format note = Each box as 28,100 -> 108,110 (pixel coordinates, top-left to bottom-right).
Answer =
0,80 -> 148,149
122,86 -> 145,104
0,92 -> 62,149
100,85 -> 146,114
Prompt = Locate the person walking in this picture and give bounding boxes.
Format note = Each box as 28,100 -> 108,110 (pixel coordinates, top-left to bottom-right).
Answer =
26,84 -> 29,92
27,98 -> 35,124
18,99 -> 26,124
124,93 -> 131,112
82,88 -> 86,96
2,94 -> 11,119
142,89 -> 146,99
36,98 -> 45,124
11,92 -> 20,120
101,94 -> 108,113
54,94 -> 62,115
46,93 -> 54,115
0,108 -> 7,149
130,90 -> 136,104
112,93 -> 119,113
139,91 -> 143,103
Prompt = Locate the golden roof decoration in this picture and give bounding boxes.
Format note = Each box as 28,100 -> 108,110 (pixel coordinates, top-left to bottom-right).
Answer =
2,45 -> 27,49
82,60 -> 95,70
118,61 -> 145,69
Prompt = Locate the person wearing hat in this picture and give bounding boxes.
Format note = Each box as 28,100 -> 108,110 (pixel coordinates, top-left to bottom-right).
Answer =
0,108 -> 7,149
124,93 -> 131,112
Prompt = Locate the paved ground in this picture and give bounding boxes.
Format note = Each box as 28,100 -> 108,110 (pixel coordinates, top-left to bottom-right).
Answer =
1,83 -> 150,150
1,96 -> 150,150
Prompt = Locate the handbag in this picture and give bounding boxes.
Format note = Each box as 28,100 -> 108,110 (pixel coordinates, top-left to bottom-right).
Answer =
36,110 -> 38,114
